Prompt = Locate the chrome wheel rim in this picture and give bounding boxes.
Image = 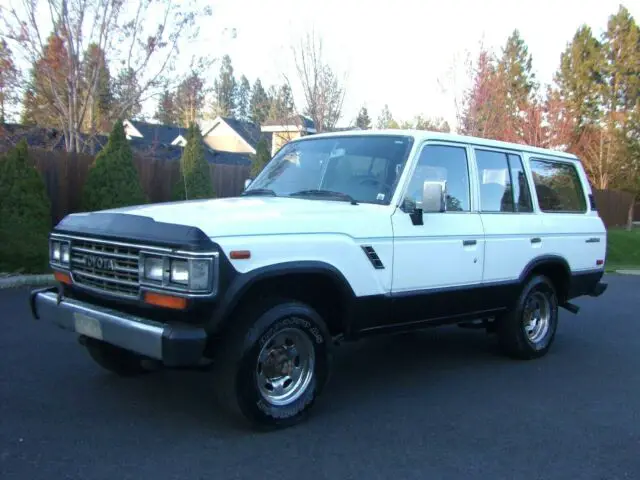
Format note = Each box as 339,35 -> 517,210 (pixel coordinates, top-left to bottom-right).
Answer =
523,291 -> 551,343
256,326 -> 315,406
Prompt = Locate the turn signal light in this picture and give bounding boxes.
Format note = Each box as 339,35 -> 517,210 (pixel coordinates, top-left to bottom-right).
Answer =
144,292 -> 188,310
230,250 -> 251,260
54,271 -> 72,285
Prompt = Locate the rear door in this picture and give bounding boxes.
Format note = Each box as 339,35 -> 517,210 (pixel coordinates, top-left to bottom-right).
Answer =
472,147 -> 542,297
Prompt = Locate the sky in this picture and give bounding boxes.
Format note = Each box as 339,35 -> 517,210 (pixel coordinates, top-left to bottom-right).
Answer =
3,0 -> 639,129
195,0 -> 639,128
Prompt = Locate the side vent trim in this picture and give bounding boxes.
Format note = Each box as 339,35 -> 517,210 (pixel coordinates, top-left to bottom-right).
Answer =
361,245 -> 385,270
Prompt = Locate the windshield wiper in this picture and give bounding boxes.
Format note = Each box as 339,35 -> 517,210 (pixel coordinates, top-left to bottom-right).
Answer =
289,189 -> 358,205
241,188 -> 277,197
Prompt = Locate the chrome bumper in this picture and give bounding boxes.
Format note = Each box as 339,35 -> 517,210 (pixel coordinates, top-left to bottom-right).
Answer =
30,287 -> 207,366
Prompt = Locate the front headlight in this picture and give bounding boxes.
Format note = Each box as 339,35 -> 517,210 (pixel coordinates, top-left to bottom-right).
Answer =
170,260 -> 189,285
143,256 -> 165,282
50,239 -> 70,267
170,258 -> 211,290
141,253 -> 214,293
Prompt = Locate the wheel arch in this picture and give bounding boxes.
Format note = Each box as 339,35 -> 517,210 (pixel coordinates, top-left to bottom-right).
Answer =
210,261 -> 357,339
519,255 -> 571,302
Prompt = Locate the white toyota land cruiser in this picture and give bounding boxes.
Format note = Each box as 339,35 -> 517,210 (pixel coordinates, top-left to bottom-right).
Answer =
30,130 -> 608,429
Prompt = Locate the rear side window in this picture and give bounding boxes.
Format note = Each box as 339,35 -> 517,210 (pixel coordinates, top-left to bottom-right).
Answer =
529,159 -> 587,213
475,149 -> 533,213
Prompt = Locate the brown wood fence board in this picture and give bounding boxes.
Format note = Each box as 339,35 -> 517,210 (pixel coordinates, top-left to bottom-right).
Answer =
14,147 -> 635,230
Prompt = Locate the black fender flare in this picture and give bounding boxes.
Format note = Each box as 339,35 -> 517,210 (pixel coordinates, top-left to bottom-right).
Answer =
518,254 -> 571,288
210,260 -> 357,330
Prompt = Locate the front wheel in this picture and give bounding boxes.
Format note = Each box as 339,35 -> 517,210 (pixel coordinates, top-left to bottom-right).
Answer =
213,298 -> 332,430
497,275 -> 559,360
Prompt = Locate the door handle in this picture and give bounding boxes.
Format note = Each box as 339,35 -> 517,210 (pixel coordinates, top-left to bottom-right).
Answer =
530,237 -> 542,244
586,237 -> 600,243
463,239 -> 477,246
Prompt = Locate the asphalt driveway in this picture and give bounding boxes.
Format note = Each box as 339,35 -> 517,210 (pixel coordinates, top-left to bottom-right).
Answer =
1,275 -> 639,480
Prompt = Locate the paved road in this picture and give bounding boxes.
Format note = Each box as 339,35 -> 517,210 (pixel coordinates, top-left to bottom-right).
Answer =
1,276 -> 639,480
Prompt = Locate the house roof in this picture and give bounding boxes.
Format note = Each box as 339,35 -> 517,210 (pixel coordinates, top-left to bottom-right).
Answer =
262,115 -> 316,130
130,136 -> 251,166
201,116 -> 272,152
127,120 -> 186,145
0,123 -> 109,153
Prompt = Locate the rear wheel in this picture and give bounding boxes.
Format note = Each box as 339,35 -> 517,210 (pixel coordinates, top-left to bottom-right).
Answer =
84,338 -> 150,376
213,298 -> 332,430
497,275 -> 559,360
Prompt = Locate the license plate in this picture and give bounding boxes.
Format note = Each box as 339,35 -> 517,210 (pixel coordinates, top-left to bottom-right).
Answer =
73,312 -> 103,340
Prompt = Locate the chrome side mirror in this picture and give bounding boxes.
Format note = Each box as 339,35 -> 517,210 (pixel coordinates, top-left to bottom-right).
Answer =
244,178 -> 253,190
421,180 -> 446,213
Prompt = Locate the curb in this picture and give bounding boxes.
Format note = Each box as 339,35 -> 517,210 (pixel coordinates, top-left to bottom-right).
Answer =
615,269 -> 640,276
0,274 -> 56,290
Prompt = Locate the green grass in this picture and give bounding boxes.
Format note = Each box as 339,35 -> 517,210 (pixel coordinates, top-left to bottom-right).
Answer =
606,227 -> 640,271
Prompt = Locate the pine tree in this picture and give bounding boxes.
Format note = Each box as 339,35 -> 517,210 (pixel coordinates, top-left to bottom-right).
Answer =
250,78 -> 270,125
175,72 -> 205,126
0,139 -> 51,273
250,138 -> 271,177
355,106 -> 371,129
498,30 -> 538,141
267,84 -> 295,123
173,124 -> 214,200
154,89 -> 178,125
376,105 -> 398,129
112,67 -> 142,119
554,26 -> 604,131
213,55 -> 236,117
235,75 -> 251,121
81,43 -> 112,134
82,119 -> 147,211
601,5 -> 640,191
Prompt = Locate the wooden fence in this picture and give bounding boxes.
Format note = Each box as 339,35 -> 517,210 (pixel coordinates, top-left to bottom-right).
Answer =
15,148 -> 639,230
27,149 -> 250,226
593,189 -> 636,228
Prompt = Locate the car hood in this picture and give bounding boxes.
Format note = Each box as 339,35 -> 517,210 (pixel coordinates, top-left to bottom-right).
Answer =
94,196 -> 392,239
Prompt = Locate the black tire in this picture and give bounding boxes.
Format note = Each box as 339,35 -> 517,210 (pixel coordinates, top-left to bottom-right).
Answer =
497,274 -> 559,360
85,338 -> 150,376
212,297 -> 332,430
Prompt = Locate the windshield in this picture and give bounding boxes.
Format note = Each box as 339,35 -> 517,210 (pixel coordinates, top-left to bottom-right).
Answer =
246,135 -> 415,204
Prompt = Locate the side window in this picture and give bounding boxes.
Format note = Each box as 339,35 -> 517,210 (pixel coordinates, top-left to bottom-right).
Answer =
404,144 -> 470,212
475,149 -> 534,213
508,154 -> 533,212
529,159 -> 587,213
475,149 -> 513,212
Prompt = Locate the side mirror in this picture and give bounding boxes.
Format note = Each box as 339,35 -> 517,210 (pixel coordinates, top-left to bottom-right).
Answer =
243,178 -> 253,190
408,180 -> 446,226
421,180 -> 446,213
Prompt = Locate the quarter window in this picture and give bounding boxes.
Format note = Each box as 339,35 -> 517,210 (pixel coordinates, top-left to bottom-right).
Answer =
475,149 -> 533,213
529,159 -> 587,213
404,144 -> 470,212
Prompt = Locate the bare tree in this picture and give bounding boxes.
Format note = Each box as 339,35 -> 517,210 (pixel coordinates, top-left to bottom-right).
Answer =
0,39 -> 21,123
289,31 -> 346,133
0,0 -> 212,152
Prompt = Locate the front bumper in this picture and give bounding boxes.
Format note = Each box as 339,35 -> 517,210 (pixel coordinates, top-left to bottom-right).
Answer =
30,287 -> 207,367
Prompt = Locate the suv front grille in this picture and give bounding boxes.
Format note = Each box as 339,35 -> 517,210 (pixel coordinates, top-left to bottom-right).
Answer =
70,239 -> 141,298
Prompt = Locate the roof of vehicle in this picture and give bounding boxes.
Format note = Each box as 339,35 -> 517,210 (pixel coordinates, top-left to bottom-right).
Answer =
298,129 -> 579,161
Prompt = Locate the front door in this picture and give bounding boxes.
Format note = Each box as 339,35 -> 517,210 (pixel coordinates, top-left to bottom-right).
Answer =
390,142 -> 485,325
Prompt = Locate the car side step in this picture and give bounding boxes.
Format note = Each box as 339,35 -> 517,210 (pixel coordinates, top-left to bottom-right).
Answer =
561,302 -> 580,314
